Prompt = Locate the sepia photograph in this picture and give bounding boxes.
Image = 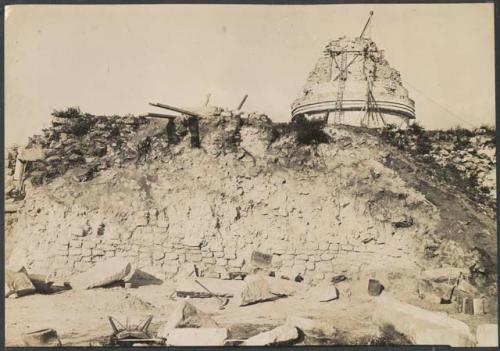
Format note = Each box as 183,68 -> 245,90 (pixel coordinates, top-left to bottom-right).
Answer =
3,2 -> 497,347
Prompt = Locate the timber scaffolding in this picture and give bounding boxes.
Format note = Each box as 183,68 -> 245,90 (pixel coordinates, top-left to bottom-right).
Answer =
291,11 -> 416,129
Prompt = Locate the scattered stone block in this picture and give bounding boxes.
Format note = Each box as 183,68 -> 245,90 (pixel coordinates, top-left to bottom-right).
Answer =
22,328 -> 61,346
5,268 -> 36,297
250,251 -> 272,269
264,276 -> 303,296
368,279 -> 384,296
165,328 -> 227,346
238,275 -> 281,306
28,274 -> 53,294
224,339 -> 244,346
476,324 -> 498,347
243,325 -> 299,346
157,301 -> 218,338
306,284 -> 339,302
286,316 -> 337,337
372,295 -> 475,346
69,257 -> 131,290
176,277 -> 243,298
124,268 -> 163,287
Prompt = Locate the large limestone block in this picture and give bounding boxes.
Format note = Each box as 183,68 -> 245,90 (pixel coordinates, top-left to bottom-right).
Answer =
157,301 -> 218,338
286,316 -> 336,337
5,268 -> 36,297
476,324 -> 498,347
264,277 -> 303,296
22,328 -> 61,346
372,295 -> 475,346
165,328 -> 228,346
306,284 -> 339,302
238,275 -> 280,306
243,325 -> 299,346
70,257 -> 131,290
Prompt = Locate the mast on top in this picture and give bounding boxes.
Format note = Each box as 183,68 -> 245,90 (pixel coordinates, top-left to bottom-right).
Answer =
359,11 -> 374,38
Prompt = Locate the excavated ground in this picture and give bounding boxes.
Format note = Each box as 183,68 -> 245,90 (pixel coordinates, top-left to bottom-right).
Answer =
4,109 -> 497,346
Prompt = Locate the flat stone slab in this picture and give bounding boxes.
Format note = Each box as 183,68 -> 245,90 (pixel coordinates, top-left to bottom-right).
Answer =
238,275 -> 281,306
372,295 -> 475,346
165,328 -> 228,346
243,325 -> 299,346
5,268 -> 36,297
286,316 -> 336,337
306,285 -> 339,302
70,258 -> 131,290
264,277 -> 303,296
157,301 -> 218,338
22,328 -> 60,346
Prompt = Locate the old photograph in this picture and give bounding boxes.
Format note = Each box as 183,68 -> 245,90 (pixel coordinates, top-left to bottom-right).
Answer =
4,3 -> 497,347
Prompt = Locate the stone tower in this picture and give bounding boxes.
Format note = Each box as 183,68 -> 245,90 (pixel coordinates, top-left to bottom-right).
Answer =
291,36 -> 415,128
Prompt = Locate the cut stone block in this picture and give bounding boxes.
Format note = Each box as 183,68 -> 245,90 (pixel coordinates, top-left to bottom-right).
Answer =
238,275 -> 281,306
243,325 -> 299,346
286,316 -> 336,337
264,276 -> 303,296
157,301 -> 218,338
28,274 -> 53,294
69,257 -> 131,290
5,268 -> 36,297
372,295 -> 475,346
22,328 -> 60,346
306,285 -> 339,302
250,251 -> 273,269
165,328 -> 227,346
124,268 -> 163,287
368,279 -> 384,296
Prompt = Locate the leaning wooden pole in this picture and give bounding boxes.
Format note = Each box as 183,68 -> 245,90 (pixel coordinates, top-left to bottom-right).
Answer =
149,102 -> 204,119
237,94 -> 249,110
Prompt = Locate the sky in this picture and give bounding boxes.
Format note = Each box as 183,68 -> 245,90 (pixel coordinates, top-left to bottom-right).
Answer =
5,3 -> 495,146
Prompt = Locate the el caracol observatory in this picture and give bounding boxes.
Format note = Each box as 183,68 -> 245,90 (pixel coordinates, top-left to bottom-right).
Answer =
291,12 -> 415,128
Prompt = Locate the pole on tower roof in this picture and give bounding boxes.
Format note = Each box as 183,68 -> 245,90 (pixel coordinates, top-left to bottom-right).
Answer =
359,11 -> 374,38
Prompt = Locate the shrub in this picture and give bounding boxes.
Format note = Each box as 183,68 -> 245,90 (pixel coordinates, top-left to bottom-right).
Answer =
292,115 -> 330,145
51,106 -> 82,119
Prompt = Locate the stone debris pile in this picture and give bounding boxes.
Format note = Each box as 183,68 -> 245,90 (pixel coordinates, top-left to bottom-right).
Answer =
4,102 -> 497,347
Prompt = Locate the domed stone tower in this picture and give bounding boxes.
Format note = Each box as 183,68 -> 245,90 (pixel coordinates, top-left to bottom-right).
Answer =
291,34 -> 415,128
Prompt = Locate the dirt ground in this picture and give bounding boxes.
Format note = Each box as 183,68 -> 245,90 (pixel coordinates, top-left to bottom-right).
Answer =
5,278 -> 496,347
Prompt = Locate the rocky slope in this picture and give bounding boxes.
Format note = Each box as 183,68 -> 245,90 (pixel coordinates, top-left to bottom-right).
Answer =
5,108 -> 497,307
